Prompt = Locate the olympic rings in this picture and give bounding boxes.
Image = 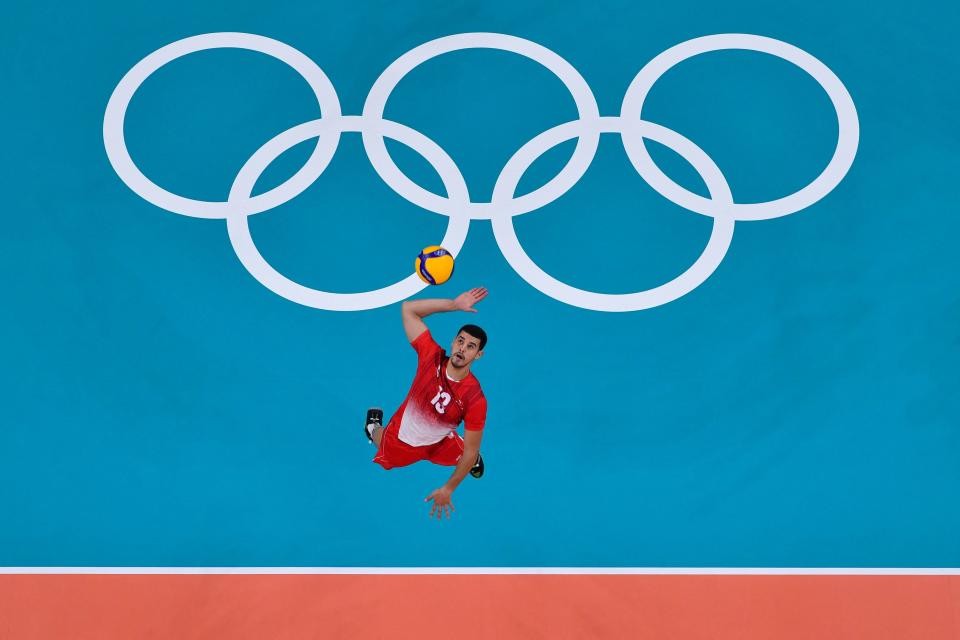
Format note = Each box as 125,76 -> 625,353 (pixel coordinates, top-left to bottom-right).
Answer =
361,32 -> 601,220
492,117 -> 735,312
103,31 -> 859,312
619,33 -> 859,222
103,32 -> 342,220
226,116 -> 470,311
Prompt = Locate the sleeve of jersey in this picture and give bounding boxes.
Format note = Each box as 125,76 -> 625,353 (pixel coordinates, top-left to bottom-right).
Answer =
410,329 -> 440,361
463,394 -> 487,431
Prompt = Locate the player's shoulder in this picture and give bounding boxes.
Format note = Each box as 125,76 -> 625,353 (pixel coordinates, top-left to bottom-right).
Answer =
411,328 -> 441,352
464,372 -> 485,397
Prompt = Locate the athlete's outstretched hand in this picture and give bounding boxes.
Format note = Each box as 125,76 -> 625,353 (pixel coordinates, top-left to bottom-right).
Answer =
425,487 -> 455,519
453,288 -> 488,313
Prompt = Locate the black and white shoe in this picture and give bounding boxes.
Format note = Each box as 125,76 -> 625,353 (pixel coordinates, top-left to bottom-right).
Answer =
470,453 -> 484,479
364,407 -> 383,443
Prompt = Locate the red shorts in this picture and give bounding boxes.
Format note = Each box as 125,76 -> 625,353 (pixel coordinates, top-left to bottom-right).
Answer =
373,421 -> 464,470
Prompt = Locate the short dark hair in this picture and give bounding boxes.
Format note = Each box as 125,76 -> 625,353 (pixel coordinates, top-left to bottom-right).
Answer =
458,324 -> 487,351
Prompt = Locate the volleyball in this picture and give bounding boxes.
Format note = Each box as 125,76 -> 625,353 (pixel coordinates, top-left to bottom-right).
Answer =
415,246 -> 455,285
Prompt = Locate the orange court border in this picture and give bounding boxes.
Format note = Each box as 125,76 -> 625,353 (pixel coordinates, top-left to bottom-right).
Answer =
1,568 -> 957,639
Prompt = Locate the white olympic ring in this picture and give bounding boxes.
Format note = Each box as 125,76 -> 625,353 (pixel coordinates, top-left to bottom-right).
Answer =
103,31 -> 859,312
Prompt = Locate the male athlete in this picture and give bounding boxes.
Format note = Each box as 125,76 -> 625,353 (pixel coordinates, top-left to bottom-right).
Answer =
365,287 -> 489,519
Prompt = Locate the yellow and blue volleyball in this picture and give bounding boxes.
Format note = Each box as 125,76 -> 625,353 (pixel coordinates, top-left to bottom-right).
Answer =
415,246 -> 455,285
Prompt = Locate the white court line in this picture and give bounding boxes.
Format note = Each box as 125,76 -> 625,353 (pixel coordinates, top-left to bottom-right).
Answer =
0,568 -> 957,575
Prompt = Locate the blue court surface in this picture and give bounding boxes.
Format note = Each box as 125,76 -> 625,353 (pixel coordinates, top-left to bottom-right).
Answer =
1,0 -> 958,568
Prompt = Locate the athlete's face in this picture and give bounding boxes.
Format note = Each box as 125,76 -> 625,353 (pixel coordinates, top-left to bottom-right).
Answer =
449,331 -> 483,369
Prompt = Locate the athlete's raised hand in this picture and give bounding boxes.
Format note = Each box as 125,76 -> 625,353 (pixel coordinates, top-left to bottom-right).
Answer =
453,287 -> 488,313
425,487 -> 455,519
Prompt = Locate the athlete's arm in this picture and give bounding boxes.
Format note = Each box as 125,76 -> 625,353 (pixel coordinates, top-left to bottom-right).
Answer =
425,428 -> 483,519
401,287 -> 488,342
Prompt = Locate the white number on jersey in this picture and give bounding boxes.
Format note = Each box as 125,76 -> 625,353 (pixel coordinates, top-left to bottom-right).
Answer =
430,386 -> 452,414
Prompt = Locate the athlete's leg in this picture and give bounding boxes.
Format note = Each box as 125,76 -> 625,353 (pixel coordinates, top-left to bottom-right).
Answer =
365,408 -> 384,446
470,452 -> 484,478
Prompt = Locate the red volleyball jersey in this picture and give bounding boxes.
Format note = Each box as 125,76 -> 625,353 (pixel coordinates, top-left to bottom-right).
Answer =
389,330 -> 487,446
